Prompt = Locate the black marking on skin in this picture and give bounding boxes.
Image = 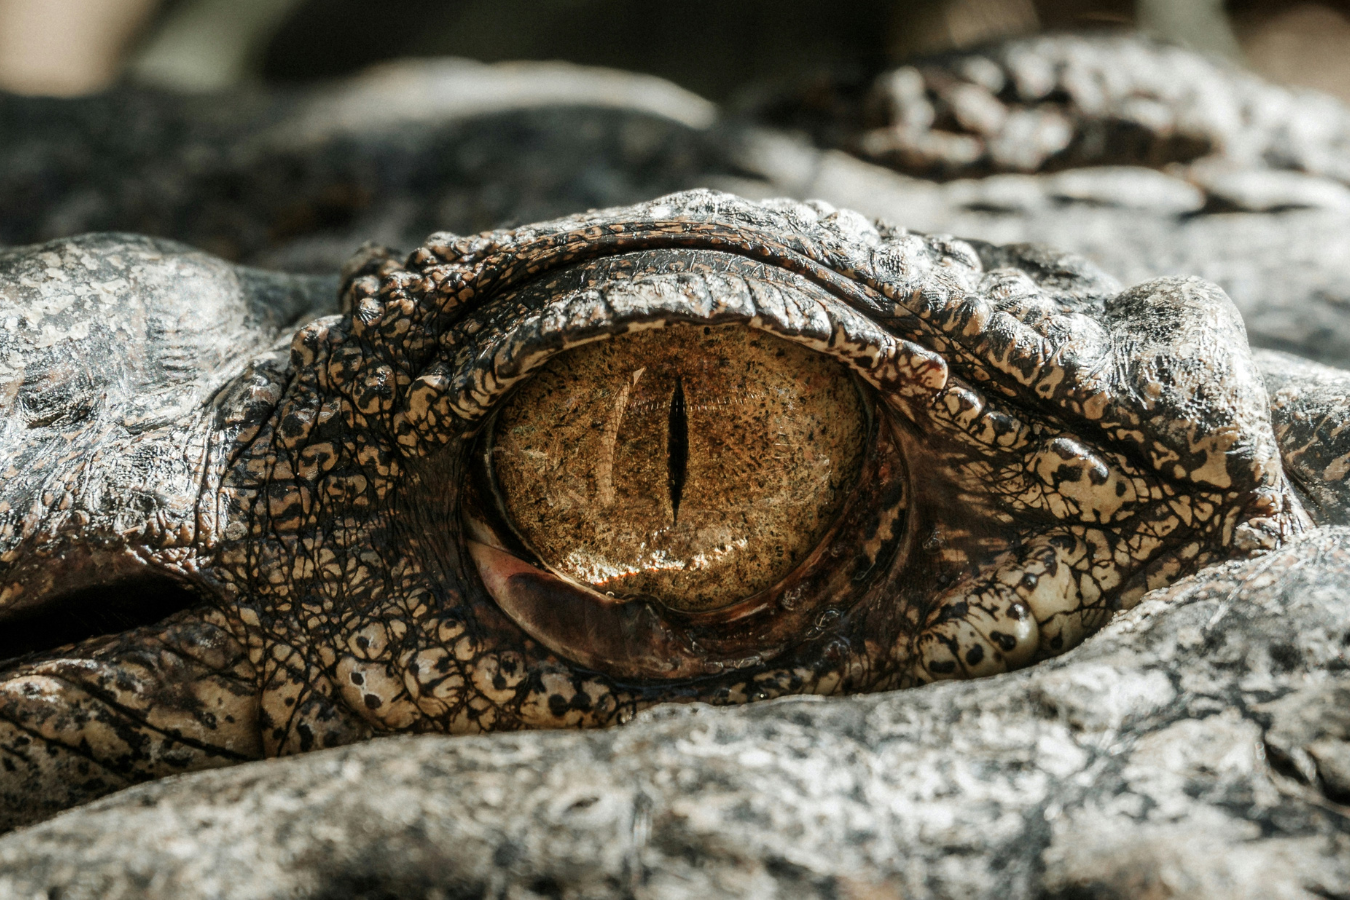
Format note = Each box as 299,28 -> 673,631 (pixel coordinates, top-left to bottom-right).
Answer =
667,377 -> 689,524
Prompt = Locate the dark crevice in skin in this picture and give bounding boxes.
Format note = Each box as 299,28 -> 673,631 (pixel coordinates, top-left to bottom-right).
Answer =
667,376 -> 688,524
0,576 -> 201,666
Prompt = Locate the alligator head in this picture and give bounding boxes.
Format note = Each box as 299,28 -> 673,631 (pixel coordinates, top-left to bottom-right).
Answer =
0,190 -> 1322,829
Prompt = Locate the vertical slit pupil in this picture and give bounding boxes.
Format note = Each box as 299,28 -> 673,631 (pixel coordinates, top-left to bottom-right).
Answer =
667,377 -> 689,523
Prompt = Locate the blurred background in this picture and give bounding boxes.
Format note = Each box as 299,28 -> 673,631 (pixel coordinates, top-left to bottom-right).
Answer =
0,0 -> 1348,102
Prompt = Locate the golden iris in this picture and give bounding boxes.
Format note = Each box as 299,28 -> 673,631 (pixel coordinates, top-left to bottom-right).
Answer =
488,324 -> 867,612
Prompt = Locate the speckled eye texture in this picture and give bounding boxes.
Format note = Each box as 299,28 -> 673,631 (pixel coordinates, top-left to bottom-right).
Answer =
486,324 -> 867,612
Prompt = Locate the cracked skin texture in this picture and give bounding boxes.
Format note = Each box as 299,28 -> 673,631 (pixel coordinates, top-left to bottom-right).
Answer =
0,189 -> 1334,831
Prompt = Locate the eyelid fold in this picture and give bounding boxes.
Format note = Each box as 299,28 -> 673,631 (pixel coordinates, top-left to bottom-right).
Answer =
416,255 -> 949,433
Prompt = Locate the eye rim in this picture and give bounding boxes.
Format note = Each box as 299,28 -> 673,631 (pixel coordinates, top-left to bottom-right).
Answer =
461,348 -> 911,682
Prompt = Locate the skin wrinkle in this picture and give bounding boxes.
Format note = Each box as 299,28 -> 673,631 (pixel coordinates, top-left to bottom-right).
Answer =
0,188 -> 1329,832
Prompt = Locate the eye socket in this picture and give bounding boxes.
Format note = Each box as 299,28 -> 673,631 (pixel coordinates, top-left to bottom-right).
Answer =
454,250 -> 915,683
485,324 -> 867,613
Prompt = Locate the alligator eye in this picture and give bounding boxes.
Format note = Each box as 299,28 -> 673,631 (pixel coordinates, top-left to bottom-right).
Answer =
485,324 -> 866,612
462,317 -> 907,681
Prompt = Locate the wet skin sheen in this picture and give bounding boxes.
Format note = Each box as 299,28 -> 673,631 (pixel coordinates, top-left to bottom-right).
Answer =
0,190 -> 1322,830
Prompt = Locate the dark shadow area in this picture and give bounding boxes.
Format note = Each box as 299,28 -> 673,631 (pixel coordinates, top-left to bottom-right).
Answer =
0,575 -> 201,664
0,99 -> 735,272
257,0 -> 1148,102
261,0 -> 899,99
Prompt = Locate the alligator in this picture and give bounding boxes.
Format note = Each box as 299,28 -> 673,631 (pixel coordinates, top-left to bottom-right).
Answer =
0,30 -> 1348,900
2,183 -> 1345,832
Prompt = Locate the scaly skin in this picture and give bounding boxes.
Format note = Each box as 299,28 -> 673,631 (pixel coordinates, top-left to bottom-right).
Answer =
0,190 -> 1333,831
765,32 -> 1350,184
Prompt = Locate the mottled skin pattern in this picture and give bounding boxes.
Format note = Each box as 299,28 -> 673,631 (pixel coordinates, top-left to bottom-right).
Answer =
0,188 -> 1334,831
756,33 -> 1350,369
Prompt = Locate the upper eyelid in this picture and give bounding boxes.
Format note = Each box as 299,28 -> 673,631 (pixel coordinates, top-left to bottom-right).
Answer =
423,257 -> 925,427
358,220 -> 1118,465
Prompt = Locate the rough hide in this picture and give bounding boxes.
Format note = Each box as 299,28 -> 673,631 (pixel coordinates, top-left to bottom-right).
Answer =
1,30 -> 1350,900
1,190 -> 1330,831
4,36 -> 1350,367
1,526 -> 1348,899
